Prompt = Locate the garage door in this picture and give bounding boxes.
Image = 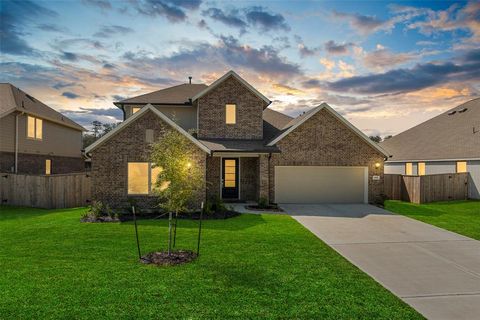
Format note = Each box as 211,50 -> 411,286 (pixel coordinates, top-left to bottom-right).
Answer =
274,166 -> 367,203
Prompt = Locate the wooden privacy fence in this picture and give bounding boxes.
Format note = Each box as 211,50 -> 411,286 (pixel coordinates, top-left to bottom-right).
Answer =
0,173 -> 91,209
384,173 -> 469,204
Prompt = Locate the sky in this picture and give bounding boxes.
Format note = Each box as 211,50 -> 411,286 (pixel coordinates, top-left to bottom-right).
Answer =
1,0 -> 479,137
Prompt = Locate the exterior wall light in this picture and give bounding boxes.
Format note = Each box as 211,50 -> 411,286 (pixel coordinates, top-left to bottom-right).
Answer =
375,162 -> 381,168
187,162 -> 192,169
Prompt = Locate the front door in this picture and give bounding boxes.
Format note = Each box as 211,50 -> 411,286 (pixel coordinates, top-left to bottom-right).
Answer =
222,158 -> 239,199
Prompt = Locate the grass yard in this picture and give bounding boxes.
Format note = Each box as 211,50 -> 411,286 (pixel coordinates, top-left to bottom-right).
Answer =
385,200 -> 480,240
0,206 -> 422,319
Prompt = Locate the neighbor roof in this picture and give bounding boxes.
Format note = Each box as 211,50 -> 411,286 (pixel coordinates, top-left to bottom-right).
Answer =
381,98 -> 480,161
0,83 -> 85,131
114,83 -> 207,106
267,102 -> 389,156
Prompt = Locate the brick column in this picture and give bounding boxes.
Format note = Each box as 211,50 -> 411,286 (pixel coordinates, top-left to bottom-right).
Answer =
258,154 -> 269,202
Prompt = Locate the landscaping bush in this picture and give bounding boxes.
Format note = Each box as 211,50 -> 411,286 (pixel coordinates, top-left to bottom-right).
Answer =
81,201 -> 118,222
258,197 -> 269,209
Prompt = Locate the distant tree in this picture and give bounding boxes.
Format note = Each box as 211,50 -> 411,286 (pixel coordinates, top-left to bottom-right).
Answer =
82,121 -> 120,148
82,133 -> 97,148
369,135 -> 382,143
102,122 -> 119,135
150,130 -> 203,255
383,135 -> 393,140
92,121 -> 102,138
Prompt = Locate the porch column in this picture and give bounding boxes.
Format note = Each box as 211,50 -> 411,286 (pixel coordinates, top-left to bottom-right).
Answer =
259,154 -> 269,202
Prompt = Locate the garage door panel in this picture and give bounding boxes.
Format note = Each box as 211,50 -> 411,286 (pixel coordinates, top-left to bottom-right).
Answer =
275,166 -> 367,203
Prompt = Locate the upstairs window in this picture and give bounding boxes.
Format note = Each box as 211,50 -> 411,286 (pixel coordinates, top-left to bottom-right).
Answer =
405,162 -> 413,175
132,107 -> 141,114
456,161 -> 467,173
226,104 -> 236,124
27,116 -> 42,140
418,162 -> 425,176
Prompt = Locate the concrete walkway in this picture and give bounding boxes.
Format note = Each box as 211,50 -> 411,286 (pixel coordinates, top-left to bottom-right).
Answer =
281,204 -> 480,320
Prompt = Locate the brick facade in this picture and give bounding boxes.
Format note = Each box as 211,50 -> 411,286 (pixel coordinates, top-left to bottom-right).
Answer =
90,110 -> 207,212
197,75 -> 266,140
0,151 -> 84,174
205,156 -> 220,199
240,157 -> 258,201
268,109 -> 385,203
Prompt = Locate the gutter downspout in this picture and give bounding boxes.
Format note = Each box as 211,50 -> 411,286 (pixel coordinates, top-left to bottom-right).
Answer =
14,113 -> 19,173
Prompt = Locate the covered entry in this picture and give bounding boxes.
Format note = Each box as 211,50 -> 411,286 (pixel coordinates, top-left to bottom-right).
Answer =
274,166 -> 368,203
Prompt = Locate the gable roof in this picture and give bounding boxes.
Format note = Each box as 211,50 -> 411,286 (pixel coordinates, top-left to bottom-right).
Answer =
192,70 -> 271,106
267,102 -> 389,157
85,104 -> 210,154
0,83 -> 85,131
381,98 -> 480,161
114,83 -> 207,107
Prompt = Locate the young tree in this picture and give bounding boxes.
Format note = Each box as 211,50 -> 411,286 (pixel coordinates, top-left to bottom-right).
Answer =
150,130 -> 203,255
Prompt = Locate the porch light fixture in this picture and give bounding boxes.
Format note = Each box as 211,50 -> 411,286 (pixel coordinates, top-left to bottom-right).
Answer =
375,162 -> 381,168
186,162 -> 192,169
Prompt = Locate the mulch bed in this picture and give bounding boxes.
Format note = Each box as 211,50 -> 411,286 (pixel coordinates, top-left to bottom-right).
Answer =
119,210 -> 240,221
82,210 -> 240,223
141,250 -> 197,266
81,215 -> 120,223
245,205 -> 283,212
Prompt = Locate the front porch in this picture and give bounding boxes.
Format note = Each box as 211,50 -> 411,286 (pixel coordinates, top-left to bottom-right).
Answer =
205,153 -> 269,202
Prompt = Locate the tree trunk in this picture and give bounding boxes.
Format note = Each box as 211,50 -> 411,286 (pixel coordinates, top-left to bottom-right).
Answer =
168,211 -> 173,255
173,211 -> 178,248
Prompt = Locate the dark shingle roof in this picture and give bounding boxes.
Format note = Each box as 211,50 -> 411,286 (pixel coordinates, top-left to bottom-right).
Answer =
262,108 -> 294,142
198,138 -> 280,153
0,83 -> 85,131
381,98 -> 480,161
114,83 -> 207,105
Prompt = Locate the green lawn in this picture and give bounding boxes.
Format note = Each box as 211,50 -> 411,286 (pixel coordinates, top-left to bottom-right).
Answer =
385,200 -> 480,240
0,206 -> 421,319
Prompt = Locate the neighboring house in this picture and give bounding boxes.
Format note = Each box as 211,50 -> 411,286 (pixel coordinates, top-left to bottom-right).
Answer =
381,98 -> 480,199
0,83 -> 85,175
85,71 -> 387,210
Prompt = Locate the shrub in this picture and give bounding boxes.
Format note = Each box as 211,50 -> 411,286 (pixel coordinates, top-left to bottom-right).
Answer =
258,197 -> 269,209
204,196 -> 228,214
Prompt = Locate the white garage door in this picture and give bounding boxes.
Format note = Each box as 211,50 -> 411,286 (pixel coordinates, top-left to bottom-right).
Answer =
274,166 -> 368,203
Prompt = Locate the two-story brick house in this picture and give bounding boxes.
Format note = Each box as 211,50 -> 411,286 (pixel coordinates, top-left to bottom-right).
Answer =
86,71 -> 388,210
0,83 -> 85,174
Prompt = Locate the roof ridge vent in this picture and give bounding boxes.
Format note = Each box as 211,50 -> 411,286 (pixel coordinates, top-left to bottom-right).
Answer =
458,107 -> 468,113
447,110 -> 456,115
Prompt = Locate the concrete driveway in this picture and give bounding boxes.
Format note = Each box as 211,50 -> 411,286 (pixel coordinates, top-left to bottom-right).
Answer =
281,203 -> 480,320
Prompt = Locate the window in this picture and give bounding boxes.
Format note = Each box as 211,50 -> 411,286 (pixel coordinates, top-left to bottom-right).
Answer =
456,161 -> 467,173
418,162 -> 425,176
45,159 -> 51,175
224,159 -> 236,187
225,104 -> 236,124
132,107 -> 141,114
128,162 -> 167,195
27,116 -> 42,140
405,162 -> 413,175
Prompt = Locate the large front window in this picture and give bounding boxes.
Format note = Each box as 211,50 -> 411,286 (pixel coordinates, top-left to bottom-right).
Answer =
225,104 -> 236,124
127,162 -> 166,195
27,116 -> 42,140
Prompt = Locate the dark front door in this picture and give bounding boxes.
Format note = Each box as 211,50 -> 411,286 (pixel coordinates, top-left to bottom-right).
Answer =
222,158 -> 239,199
